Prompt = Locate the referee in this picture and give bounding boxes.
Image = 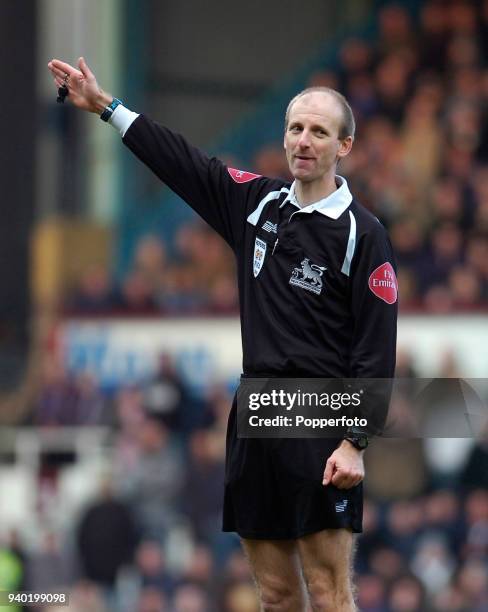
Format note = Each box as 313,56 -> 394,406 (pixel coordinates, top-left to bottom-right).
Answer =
48,57 -> 398,611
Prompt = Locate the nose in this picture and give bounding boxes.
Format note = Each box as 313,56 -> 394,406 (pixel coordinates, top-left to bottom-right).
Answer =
297,130 -> 311,148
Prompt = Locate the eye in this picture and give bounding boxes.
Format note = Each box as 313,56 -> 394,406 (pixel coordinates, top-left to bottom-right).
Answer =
289,125 -> 302,133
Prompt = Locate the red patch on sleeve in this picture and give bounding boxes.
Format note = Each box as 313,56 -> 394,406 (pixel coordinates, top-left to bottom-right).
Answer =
227,167 -> 261,183
368,262 -> 398,304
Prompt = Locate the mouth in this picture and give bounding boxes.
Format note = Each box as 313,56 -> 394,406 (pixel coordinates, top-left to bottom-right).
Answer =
294,155 -> 315,161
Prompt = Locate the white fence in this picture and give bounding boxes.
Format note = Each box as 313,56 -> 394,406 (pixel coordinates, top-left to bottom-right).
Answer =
57,314 -> 488,391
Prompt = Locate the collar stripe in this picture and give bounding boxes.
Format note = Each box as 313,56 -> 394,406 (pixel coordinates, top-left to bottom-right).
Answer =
341,211 -> 357,277
247,187 -> 290,226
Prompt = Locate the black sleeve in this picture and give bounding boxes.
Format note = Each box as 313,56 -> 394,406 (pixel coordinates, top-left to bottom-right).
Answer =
122,115 -> 277,251
350,221 -> 398,378
348,221 -> 398,436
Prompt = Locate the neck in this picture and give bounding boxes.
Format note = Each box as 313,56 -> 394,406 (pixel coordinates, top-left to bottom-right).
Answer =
294,174 -> 338,207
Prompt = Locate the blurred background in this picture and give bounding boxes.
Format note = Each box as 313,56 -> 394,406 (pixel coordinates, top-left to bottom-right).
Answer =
1,0 -> 488,610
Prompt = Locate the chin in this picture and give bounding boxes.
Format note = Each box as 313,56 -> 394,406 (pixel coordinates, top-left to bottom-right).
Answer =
292,171 -> 315,182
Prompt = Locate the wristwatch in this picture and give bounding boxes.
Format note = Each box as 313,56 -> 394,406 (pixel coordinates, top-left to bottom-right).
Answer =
344,430 -> 369,450
100,97 -> 123,122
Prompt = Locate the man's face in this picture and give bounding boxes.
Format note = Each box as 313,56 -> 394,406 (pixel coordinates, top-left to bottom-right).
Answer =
284,92 -> 353,183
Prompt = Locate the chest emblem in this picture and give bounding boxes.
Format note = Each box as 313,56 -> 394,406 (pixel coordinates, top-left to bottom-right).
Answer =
253,237 -> 267,277
289,258 -> 327,295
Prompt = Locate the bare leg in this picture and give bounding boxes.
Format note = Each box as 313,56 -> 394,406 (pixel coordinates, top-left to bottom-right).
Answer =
297,529 -> 357,612
241,538 -> 307,611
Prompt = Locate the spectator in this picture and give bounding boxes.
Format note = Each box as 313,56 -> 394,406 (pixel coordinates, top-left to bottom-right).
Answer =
117,415 -> 184,540
26,530 -> 73,593
77,480 -> 138,592
411,534 -> 456,595
66,264 -> 116,314
133,235 -> 167,291
171,583 -> 210,612
182,430 -> 225,547
461,428 -> 488,490
143,353 -> 188,430
419,222 -> 463,294
115,269 -> 158,313
355,573 -> 388,612
72,371 -> 106,425
387,574 -> 427,612
134,540 -> 175,595
368,546 -> 406,582
35,359 -> 78,427
136,586 -> 168,612
418,1 -> 450,71
456,558 -> 488,610
448,265 -> 482,307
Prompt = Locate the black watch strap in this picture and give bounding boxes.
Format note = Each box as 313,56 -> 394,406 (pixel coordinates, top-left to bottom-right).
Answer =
344,427 -> 369,450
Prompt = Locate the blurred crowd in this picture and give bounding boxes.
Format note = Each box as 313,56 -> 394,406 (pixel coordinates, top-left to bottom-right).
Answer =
65,228 -> 239,317
0,348 -> 485,611
65,0 -> 488,316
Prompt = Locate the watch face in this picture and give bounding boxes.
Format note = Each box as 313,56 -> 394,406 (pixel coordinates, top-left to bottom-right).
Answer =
357,437 -> 368,449
347,436 -> 368,449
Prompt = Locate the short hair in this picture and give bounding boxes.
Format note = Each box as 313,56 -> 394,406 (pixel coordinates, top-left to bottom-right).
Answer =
284,87 -> 356,140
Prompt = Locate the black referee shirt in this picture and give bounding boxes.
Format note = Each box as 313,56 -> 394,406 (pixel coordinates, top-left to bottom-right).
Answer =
123,116 -> 398,380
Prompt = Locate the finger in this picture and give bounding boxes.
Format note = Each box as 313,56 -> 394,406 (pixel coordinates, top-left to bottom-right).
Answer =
322,458 -> 335,485
78,56 -> 94,79
334,470 -> 362,489
332,471 -> 353,489
353,472 -> 364,486
48,64 -> 62,79
49,64 -> 79,82
50,58 -> 78,76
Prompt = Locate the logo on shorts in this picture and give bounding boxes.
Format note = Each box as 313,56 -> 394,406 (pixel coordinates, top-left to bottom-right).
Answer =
253,237 -> 267,277
289,258 -> 327,295
368,262 -> 398,304
261,220 -> 278,234
335,499 -> 348,513
227,167 -> 261,183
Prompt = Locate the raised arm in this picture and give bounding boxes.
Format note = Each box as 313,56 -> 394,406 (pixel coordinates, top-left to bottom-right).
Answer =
47,57 -> 283,251
48,57 -> 112,114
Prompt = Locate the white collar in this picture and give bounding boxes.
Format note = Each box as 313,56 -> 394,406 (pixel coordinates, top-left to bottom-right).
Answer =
281,175 -> 352,220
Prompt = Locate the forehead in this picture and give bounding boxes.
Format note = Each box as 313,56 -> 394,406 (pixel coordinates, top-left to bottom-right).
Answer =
288,92 -> 342,129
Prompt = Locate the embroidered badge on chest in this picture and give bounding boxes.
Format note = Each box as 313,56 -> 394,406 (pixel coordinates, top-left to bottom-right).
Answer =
289,258 -> 327,295
253,237 -> 267,277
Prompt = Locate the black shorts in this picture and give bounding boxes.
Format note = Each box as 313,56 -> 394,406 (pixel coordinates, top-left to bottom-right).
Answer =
222,394 -> 363,539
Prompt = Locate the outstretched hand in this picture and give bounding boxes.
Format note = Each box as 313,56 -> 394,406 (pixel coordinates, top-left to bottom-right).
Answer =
47,57 -> 112,113
322,440 -> 365,489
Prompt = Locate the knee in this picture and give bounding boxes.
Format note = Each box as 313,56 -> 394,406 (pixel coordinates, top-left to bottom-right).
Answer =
259,575 -> 301,611
306,571 -> 334,611
306,569 -> 354,611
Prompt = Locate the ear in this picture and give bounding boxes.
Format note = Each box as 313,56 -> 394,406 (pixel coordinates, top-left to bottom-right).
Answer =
337,136 -> 353,160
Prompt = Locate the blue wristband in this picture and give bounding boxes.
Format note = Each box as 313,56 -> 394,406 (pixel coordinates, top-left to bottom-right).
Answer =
100,98 -> 123,122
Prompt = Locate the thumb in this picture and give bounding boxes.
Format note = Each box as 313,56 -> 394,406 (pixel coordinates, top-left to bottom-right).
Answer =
78,56 -> 94,79
323,457 -> 335,485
